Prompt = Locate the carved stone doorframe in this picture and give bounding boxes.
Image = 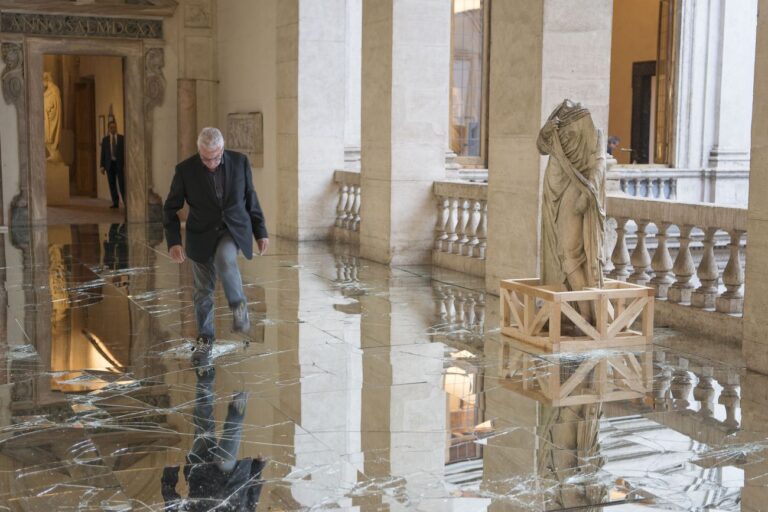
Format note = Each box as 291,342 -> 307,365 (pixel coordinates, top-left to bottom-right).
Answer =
2,37 -> 165,227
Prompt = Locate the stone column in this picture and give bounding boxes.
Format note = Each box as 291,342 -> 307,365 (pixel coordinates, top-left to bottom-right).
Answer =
743,0 -> 768,375
484,1 -> 613,291
276,0 -> 346,240
344,0 -> 362,170
359,0 -> 451,265
708,0 -> 758,171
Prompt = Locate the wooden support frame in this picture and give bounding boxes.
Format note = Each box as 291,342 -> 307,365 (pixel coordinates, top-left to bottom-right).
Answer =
498,338 -> 653,406
500,278 -> 654,352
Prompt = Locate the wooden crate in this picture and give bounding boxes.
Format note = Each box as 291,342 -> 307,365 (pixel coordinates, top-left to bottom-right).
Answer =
500,278 -> 654,352
498,337 -> 653,406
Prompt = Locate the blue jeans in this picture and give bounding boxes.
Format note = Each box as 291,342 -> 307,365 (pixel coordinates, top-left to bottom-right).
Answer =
191,233 -> 246,339
188,371 -> 244,472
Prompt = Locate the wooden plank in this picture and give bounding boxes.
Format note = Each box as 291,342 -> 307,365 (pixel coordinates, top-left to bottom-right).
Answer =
596,293 -> 608,339
524,293 -> 535,335
559,390 -> 645,406
608,297 -> 648,338
549,303 -> 561,349
561,301 -> 602,341
527,301 -> 550,336
500,288 -> 510,327
559,359 -> 599,399
500,327 -> 552,350
606,299 -> 615,322
642,296 -> 655,341
558,335 -> 647,351
507,290 -> 525,329
625,353 -> 643,376
608,356 -> 645,392
595,359 -> 608,397
557,290 -> 601,301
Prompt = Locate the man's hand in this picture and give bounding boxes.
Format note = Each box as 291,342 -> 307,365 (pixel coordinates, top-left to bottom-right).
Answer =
169,245 -> 186,263
257,238 -> 269,256
100,167 -> 106,175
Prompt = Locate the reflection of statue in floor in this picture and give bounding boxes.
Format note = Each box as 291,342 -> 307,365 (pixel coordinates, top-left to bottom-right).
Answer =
537,403 -> 606,510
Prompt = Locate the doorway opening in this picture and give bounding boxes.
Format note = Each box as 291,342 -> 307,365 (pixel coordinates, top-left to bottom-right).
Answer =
608,0 -> 676,166
43,54 -> 126,225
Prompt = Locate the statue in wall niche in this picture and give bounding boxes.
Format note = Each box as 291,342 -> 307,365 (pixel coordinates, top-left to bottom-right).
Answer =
537,100 -> 606,317
43,72 -> 63,162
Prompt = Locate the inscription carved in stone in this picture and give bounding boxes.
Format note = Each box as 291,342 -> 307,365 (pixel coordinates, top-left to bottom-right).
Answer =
1,43 -> 23,106
0,12 -> 163,39
227,112 -> 264,168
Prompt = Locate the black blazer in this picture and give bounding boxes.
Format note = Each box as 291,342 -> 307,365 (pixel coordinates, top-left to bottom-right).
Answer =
163,150 -> 268,263
100,133 -> 124,171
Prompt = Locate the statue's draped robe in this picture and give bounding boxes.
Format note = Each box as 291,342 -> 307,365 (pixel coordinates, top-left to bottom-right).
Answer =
537,114 -> 606,289
44,82 -> 61,153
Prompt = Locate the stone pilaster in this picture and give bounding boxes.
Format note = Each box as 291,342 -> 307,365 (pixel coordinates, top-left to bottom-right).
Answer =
276,0 -> 346,240
743,0 -> 768,375
359,0 -> 451,264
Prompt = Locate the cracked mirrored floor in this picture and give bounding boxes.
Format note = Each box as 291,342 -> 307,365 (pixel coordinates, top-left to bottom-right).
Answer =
0,223 -> 765,511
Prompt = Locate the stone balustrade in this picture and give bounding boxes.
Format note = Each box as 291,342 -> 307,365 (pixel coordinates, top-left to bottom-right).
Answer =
607,168 -> 678,200
433,283 -> 486,338
432,180 -> 488,277
605,196 -> 747,317
334,170 -> 361,243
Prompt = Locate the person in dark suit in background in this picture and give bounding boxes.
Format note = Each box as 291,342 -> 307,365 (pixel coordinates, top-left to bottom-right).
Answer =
163,127 -> 269,366
100,120 -> 125,209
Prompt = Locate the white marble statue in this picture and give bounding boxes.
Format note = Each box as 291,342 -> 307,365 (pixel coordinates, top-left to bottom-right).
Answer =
43,71 -> 63,162
537,100 -> 606,300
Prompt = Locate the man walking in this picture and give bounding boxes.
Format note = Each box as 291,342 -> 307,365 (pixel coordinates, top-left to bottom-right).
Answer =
163,127 -> 269,365
99,120 -> 125,209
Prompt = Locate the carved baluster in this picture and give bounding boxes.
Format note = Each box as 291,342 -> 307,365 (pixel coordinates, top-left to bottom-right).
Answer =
716,229 -> 745,314
350,256 -> 359,281
476,293 -> 486,333
455,291 -> 467,328
609,217 -> 631,281
650,222 -> 674,299
692,227 -> 719,309
692,366 -> 716,420
434,284 -> 447,321
351,185 -> 362,232
435,196 -> 449,251
465,293 -> 477,329
629,220 -> 652,285
670,179 -> 678,200
445,286 -> 456,324
475,201 -> 487,259
445,198 -> 459,253
454,199 -> 470,255
336,183 -> 349,228
670,357 -> 694,410
653,351 -> 672,410
342,184 -> 356,230
335,255 -> 344,282
668,225 -> 696,304
718,372 -> 740,430
464,200 -> 481,257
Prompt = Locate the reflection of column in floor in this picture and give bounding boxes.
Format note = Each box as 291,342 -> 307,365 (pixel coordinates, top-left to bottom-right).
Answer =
292,257 -> 363,508
740,371 -> 766,512
356,282 -> 448,509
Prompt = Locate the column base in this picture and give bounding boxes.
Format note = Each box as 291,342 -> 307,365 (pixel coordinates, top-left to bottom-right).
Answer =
649,281 -> 672,300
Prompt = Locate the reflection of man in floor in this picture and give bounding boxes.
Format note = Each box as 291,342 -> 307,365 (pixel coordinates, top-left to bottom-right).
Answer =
103,223 -> 128,271
161,366 -> 266,511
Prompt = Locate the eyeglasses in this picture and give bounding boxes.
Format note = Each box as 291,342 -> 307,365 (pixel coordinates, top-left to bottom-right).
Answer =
199,149 -> 223,165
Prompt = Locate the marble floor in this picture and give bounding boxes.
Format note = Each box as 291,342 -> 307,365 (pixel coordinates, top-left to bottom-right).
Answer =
0,223 -> 765,511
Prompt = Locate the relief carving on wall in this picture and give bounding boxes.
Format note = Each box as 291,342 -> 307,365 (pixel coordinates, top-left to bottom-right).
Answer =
184,0 -> 212,28
144,47 -> 166,223
1,42 -> 23,107
227,112 -> 264,168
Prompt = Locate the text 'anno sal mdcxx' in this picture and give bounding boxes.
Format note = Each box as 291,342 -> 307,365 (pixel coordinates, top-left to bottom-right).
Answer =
0,12 -> 162,39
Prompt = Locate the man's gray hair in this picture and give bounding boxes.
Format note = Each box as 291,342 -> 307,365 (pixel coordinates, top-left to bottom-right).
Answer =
197,127 -> 225,151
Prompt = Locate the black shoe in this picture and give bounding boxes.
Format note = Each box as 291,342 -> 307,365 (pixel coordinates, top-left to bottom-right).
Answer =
109,204 -> 119,209
191,336 -> 214,366
232,301 -> 250,333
